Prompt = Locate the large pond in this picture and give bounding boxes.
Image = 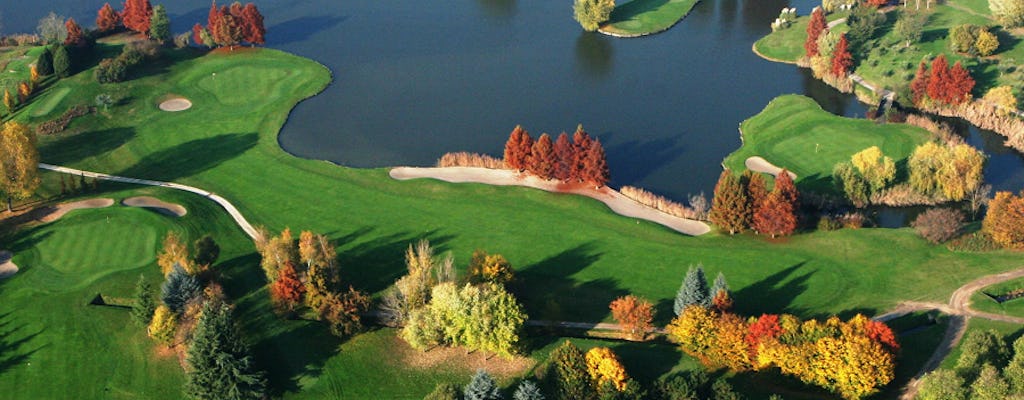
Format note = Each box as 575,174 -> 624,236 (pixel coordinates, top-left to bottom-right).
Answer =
11,0 -> 1024,200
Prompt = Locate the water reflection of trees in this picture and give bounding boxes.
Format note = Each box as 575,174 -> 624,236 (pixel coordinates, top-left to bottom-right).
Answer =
800,68 -> 854,117
476,0 -> 516,21
575,32 -> 614,79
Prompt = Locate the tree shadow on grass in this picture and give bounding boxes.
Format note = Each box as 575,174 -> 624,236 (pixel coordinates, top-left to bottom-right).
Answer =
0,314 -> 46,375
117,132 -> 258,182
610,340 -> 683,386
732,262 -> 815,317
339,229 -> 455,295
39,127 -> 136,166
269,16 -> 349,46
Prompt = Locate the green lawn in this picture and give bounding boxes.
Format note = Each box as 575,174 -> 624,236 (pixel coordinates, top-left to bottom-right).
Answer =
722,94 -> 932,193
970,276 -> 1024,317
599,0 -> 700,37
753,13 -> 850,63
4,44 -> 1024,398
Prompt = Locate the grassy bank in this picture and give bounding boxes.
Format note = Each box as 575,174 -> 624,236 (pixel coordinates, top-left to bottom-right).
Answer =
722,94 -> 931,193
599,0 -> 700,37
970,277 -> 1024,317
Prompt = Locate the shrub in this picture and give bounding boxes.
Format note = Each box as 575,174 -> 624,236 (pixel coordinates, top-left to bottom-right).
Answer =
976,29 -> 999,56
94,58 -> 128,83
620,186 -> 699,220
912,208 -> 965,243
35,105 -> 93,135
436,152 -> 506,169
574,0 -> 616,32
817,215 -> 843,231
464,370 -> 502,400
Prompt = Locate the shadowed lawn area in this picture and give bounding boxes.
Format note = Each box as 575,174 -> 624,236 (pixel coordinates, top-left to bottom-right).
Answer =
723,94 -> 931,193
600,0 -> 700,37
6,45 -> 1024,398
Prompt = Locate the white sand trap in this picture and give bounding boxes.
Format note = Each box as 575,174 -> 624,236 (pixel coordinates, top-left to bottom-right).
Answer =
0,251 -> 18,279
389,167 -> 711,236
39,198 -> 115,223
122,196 -> 187,217
159,98 -> 192,112
745,156 -> 798,180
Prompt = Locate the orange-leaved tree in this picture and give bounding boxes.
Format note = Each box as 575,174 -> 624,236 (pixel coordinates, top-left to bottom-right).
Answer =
270,261 -> 305,314
709,170 -> 749,235
610,295 -> 654,341
96,3 -> 122,32
831,33 -> 853,77
553,132 -> 574,181
122,0 -> 153,34
528,133 -> 557,180
805,7 -> 827,58
504,125 -> 531,171
64,18 -> 86,47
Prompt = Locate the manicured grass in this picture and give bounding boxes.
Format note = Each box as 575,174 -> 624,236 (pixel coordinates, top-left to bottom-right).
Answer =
753,13 -> 850,63
29,87 -> 71,117
600,0 -> 700,37
722,94 -> 932,193
970,276 -> 1024,317
8,45 -> 1024,398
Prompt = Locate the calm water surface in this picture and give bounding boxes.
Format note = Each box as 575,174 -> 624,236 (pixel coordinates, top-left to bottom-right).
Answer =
10,0 -> 1024,200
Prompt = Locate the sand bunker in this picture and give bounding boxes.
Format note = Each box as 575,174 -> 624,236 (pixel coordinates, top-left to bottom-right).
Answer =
122,196 -> 187,217
389,167 -> 710,236
158,98 -> 192,112
38,198 -> 115,223
745,156 -> 798,180
0,251 -> 18,279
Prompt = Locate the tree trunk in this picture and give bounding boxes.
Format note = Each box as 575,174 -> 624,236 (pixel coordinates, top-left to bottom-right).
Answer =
6,197 -> 11,212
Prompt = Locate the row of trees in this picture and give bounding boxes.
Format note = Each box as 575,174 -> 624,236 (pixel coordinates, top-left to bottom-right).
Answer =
193,1 -> 267,49
256,228 -> 370,337
917,329 -> 1024,399
911,55 -> 976,107
138,232 -> 267,399
805,8 -> 854,79
709,169 -> 800,237
667,307 -> 898,400
389,240 -> 528,359
504,125 -> 611,188
425,369 -> 545,400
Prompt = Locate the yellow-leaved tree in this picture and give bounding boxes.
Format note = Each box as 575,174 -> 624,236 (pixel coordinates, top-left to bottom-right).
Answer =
850,146 -> 896,194
984,86 -> 1018,116
585,347 -> 629,392
156,231 -> 192,276
0,122 -> 40,212
148,305 -> 178,347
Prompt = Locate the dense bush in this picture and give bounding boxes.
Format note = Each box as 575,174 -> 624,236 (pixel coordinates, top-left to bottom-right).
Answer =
912,208 -> 965,243
95,58 -> 129,83
94,41 -> 160,84
949,24 -> 999,56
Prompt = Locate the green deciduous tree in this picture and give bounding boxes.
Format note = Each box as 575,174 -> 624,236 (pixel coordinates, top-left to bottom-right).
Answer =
574,0 -> 616,32
916,369 -> 966,400
131,274 -> 157,326
894,9 -> 927,47
709,170 -> 749,234
402,283 -> 527,358
0,122 -> 40,212
955,329 -> 1009,381
675,264 -> 710,314
184,301 -> 266,400
464,369 -> 502,400
970,364 -> 1010,400
1004,335 -> 1024,392
833,162 -> 870,207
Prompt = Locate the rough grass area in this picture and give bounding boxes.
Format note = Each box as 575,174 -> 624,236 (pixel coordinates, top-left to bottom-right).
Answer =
6,46 -> 1024,398
600,0 -> 700,37
723,95 -> 931,193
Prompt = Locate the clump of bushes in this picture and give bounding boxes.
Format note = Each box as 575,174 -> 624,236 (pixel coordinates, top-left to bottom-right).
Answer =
771,7 -> 797,32
949,24 -> 1000,56
0,34 -> 42,47
95,41 -> 161,84
436,152 -> 506,169
36,105 -> 93,135
912,208 -> 965,243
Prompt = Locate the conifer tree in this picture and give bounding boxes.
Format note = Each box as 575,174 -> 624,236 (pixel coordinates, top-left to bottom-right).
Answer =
710,272 -> 729,301
464,369 -> 502,400
529,133 -> 557,180
131,274 -> 157,326
805,7 -> 827,58
548,340 -> 592,400
36,47 -> 53,76
675,264 -> 710,315
96,3 -> 122,32
504,125 -> 528,170
581,139 -> 610,187
947,61 -> 975,105
774,169 -> 799,209
553,132 -> 574,181
831,33 -> 853,77
752,191 -> 797,238
927,55 -> 950,102
64,18 -> 85,47
709,170 -> 749,235
911,60 -> 930,105
572,125 -> 593,181
513,380 -> 545,400
744,170 -> 768,214
52,45 -> 71,78
161,264 -> 202,314
241,3 -> 266,45
149,5 -> 171,42
184,301 -> 267,400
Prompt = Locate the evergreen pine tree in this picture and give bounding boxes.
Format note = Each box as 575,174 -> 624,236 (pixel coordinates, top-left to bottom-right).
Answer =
161,264 -> 202,314
528,133 -> 557,180
548,340 -> 592,400
149,5 -> 171,42
131,274 -> 156,326
184,301 -> 266,400
513,380 -> 544,400
674,264 -> 710,315
709,170 -> 749,235
37,47 -> 54,76
553,132 -> 574,182
52,45 -> 71,78
710,272 -> 729,299
464,369 -> 502,400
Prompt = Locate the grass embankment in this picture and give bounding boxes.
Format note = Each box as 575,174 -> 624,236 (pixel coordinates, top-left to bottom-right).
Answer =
754,1 -> 1024,99
4,44 -> 1023,398
970,277 -> 1024,317
599,0 -> 700,37
723,94 -> 931,193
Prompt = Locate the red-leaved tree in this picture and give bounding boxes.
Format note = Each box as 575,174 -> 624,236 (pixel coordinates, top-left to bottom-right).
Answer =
122,0 -> 153,34
553,132 -> 574,181
774,169 -> 799,210
97,3 -> 122,32
528,133 -> 557,180
752,191 -> 796,238
241,3 -> 266,45
805,7 -> 827,58
610,295 -> 655,341
208,1 -> 222,41
572,125 -> 593,182
831,33 -> 853,77
910,60 -> 930,105
192,23 -> 206,46
581,139 -> 610,187
946,61 -> 975,105
64,18 -> 85,47
270,261 -> 306,315
503,125 -> 529,171
926,55 -> 950,102
745,171 -> 769,214
744,314 -> 783,358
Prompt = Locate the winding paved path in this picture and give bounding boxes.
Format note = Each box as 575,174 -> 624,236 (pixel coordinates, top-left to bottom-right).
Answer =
38,163 -> 260,240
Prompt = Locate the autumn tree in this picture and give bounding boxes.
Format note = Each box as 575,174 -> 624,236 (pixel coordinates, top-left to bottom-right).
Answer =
528,133 -> 557,179
17,82 -> 30,104
157,231 -> 191,276
270,261 -> 305,315
910,60 -> 930,105
666,305 -> 718,363
402,282 -> 527,359
2,90 -> 13,114
254,227 -> 295,282
775,169 -> 799,208
581,139 -> 610,187
122,0 -> 153,34
710,272 -> 732,312
147,305 -> 177,346
241,3 -> 266,45
184,301 -> 267,400
64,18 -> 85,47
467,249 -> 514,285
753,191 -> 797,238
96,3 -> 122,32
213,7 -> 244,48
745,314 -> 783,359
0,122 -> 41,212
548,340 -> 593,400
946,61 -> 975,105
574,0 -> 616,32
301,232 -> 340,310
985,86 -> 1018,115
30,66 -> 40,86
610,295 -> 654,341
709,170 -> 749,234
805,7 -> 827,58
504,125 -> 532,171
744,170 -> 769,213
149,5 -> 170,42
317,286 -> 370,338
585,347 -> 630,392
831,33 -> 853,77
851,146 -> 895,194
572,125 -> 593,181
983,191 -> 1024,249
991,0 -> 1024,27
553,132 -> 574,181
926,54 -> 950,102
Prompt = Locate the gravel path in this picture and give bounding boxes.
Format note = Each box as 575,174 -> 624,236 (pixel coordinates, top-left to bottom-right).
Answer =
389,166 -> 710,236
